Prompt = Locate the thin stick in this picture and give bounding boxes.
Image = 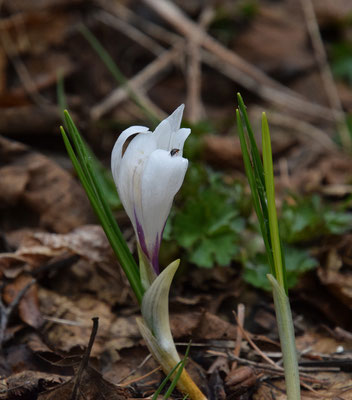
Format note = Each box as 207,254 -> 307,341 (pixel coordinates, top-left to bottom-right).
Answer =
185,5 -> 212,121
95,10 -> 164,56
231,303 -> 245,370
0,278 -> 36,348
142,0 -> 339,123
232,310 -> 281,369
120,365 -> 161,387
71,317 -> 99,400
300,0 -> 350,150
90,44 -> 183,120
117,353 -> 153,384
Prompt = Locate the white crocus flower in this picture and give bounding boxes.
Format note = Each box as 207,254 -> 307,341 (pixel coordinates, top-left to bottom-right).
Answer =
111,105 -> 190,280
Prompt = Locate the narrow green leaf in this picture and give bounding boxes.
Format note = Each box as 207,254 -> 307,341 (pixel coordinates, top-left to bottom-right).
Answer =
163,342 -> 191,399
262,113 -> 287,291
151,360 -> 183,400
237,94 -> 272,265
237,93 -> 265,188
61,115 -> 144,303
236,109 -> 275,274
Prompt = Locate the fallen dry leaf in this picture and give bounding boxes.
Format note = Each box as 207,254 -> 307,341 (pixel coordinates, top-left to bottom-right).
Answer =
0,370 -> 70,400
0,136 -> 93,233
171,311 -> 237,340
233,4 -> 314,75
3,274 -> 43,329
38,365 -> 133,400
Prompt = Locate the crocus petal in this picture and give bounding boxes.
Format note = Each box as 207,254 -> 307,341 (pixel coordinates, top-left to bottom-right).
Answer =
111,125 -> 149,183
111,105 -> 191,277
140,149 -> 188,272
170,128 -> 191,156
116,132 -> 157,237
153,105 -> 185,151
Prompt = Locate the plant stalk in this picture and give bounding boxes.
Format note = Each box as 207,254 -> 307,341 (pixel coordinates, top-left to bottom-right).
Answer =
268,274 -> 301,400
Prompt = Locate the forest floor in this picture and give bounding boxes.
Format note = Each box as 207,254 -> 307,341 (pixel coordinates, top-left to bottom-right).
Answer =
0,0 -> 352,399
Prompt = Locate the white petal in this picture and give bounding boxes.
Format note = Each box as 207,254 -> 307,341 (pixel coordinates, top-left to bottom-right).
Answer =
153,104 -> 185,151
117,132 -> 157,232
111,125 -> 149,183
171,128 -> 191,156
140,149 -> 188,261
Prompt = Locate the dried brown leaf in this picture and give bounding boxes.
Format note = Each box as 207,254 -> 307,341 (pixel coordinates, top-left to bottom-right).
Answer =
3,274 -> 43,329
38,365 -> 133,400
0,136 -> 93,233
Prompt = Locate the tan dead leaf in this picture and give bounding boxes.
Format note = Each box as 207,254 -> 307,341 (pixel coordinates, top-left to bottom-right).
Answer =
170,311 -> 237,340
233,4 -> 314,74
0,370 -> 70,400
3,274 -> 43,329
0,11 -> 75,55
318,236 -> 352,308
0,165 -> 28,204
31,226 -> 112,263
255,370 -> 352,399
203,136 -> 244,170
0,136 -> 93,233
38,365 -> 133,400
296,329 -> 349,354
313,0 -> 352,23
1,52 -> 75,107
39,288 -> 115,356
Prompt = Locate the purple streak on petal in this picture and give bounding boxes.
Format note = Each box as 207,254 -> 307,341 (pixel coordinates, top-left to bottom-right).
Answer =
134,209 -> 148,256
151,233 -> 160,275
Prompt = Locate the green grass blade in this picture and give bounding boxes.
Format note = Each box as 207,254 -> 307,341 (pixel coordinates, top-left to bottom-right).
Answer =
61,127 -> 98,202
79,24 -> 159,127
236,111 -> 264,226
63,112 -> 127,250
237,93 -> 265,187
262,113 -> 287,292
163,343 -> 191,399
237,93 -> 272,257
151,342 -> 191,400
61,115 -> 144,303
236,109 -> 275,274
151,360 -> 183,400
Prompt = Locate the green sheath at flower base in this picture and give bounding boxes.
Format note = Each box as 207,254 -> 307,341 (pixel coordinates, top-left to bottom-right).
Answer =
267,274 -> 301,400
137,260 -> 207,400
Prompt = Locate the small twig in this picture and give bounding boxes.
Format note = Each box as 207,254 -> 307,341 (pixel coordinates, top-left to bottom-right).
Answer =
0,29 -> 48,106
300,0 -> 350,150
71,317 -> 99,400
142,0 -> 341,124
31,254 -> 80,278
90,43 -> 182,120
251,106 -> 335,151
231,303 -> 245,370
185,4 -> 212,122
208,350 -> 339,376
120,365 -> 161,387
232,310 -> 280,369
117,353 -> 153,384
95,10 -> 164,56
0,278 -> 36,348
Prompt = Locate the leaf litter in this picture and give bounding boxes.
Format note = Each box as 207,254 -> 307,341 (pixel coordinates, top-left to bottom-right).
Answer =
0,0 -> 352,398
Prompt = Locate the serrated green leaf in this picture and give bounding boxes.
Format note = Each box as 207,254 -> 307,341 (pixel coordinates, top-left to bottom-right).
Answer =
243,247 -> 318,291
